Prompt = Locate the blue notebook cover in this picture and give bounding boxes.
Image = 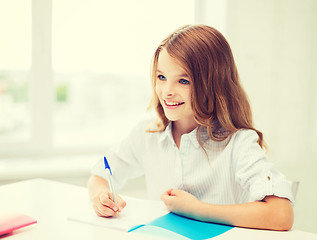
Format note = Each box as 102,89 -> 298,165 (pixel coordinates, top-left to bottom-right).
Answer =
129,212 -> 233,240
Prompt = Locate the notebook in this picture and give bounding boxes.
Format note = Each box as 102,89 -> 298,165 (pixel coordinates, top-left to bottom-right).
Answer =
68,195 -> 168,231
0,213 -> 37,236
68,195 -> 233,239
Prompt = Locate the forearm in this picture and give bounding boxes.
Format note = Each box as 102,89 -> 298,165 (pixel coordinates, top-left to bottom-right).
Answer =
87,175 -> 110,200
191,196 -> 293,231
162,190 -> 293,231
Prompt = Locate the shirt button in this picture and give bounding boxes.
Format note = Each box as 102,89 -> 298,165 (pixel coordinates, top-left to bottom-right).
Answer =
267,176 -> 271,181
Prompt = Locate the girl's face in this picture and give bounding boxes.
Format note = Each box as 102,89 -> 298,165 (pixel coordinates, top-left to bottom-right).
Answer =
155,48 -> 196,128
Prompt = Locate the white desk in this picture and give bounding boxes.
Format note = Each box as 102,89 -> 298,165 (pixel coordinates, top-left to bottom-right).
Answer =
1,179 -> 316,240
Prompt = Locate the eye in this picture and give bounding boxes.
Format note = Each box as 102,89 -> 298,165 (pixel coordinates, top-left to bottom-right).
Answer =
157,75 -> 166,81
179,79 -> 190,85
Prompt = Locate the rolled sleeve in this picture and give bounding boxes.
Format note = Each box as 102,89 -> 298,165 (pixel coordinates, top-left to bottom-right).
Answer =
233,130 -> 295,204
248,167 -> 295,204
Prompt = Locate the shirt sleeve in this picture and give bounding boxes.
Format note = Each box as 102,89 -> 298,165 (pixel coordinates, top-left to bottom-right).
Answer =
232,129 -> 295,204
91,120 -> 147,191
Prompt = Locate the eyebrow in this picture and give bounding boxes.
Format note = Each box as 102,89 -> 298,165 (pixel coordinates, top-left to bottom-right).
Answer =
156,69 -> 189,78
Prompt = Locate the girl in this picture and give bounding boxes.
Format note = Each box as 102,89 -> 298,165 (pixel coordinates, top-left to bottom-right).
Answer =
88,25 -> 294,231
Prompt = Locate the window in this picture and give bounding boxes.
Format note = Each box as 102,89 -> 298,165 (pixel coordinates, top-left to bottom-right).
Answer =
0,1 -> 31,145
0,0 -> 195,156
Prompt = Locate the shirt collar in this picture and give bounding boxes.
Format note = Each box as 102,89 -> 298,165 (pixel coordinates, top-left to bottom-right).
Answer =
184,127 -> 200,148
158,121 -> 174,144
158,122 -> 203,149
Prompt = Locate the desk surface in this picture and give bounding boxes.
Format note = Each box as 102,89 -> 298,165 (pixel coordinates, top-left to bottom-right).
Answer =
1,179 -> 317,240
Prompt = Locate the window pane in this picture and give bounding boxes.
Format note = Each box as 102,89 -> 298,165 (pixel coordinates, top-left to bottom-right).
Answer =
52,0 -> 195,148
0,1 -> 31,143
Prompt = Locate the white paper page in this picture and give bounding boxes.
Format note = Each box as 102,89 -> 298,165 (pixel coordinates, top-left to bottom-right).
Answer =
67,195 -> 169,232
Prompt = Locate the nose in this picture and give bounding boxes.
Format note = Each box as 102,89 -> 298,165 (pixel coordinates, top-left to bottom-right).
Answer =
162,81 -> 175,98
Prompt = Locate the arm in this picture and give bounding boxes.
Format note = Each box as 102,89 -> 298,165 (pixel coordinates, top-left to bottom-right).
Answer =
161,189 -> 293,231
88,175 -> 126,217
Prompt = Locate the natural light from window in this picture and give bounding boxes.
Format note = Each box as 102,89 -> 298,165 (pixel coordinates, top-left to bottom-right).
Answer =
0,1 -> 31,144
0,0 -> 195,154
52,0 -> 195,148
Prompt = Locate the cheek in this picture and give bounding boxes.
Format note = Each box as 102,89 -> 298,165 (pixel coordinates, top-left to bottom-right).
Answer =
155,83 -> 162,96
186,91 -> 194,110
184,88 -> 192,103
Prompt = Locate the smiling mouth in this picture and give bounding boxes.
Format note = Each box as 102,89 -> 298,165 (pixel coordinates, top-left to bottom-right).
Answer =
164,100 -> 184,106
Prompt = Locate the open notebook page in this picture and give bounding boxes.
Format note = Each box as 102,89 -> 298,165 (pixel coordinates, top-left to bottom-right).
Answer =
67,195 -> 169,232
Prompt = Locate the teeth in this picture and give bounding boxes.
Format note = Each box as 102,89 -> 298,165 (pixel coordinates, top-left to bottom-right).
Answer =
165,101 -> 183,106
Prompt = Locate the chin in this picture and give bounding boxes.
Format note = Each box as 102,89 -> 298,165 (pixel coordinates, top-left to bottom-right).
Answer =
164,115 -> 179,122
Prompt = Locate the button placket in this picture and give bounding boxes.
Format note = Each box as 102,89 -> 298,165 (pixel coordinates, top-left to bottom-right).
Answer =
178,135 -> 191,189
174,143 -> 183,188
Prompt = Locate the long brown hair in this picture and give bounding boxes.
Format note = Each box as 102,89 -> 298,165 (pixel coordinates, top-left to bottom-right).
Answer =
148,25 -> 266,149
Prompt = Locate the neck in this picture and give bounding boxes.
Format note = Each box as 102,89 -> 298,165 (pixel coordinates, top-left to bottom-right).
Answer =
172,120 -> 198,135
172,119 -> 199,148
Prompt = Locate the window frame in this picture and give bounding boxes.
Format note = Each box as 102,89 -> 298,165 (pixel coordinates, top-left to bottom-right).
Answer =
1,0 -> 225,157
1,0 -> 53,157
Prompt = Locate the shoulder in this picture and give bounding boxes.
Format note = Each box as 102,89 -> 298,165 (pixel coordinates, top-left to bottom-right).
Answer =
231,128 -> 260,145
199,127 -> 260,150
229,129 -> 265,160
127,117 -> 152,139
115,116 -> 156,156
127,114 -> 162,140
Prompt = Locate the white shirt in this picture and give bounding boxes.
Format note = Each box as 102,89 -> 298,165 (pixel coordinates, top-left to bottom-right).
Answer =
92,119 -> 294,204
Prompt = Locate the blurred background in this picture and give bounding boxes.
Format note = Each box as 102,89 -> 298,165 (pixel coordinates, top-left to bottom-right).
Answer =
0,0 -> 316,233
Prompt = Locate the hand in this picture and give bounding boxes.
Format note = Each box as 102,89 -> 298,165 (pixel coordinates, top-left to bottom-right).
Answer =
91,192 -> 126,217
161,189 -> 202,219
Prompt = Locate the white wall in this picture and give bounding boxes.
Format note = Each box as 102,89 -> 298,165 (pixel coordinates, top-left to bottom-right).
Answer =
196,0 -> 317,233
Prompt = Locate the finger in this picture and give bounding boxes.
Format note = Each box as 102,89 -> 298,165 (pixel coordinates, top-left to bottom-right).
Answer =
161,194 -> 167,202
94,202 -> 116,217
161,192 -> 169,201
161,196 -> 175,211
161,192 -> 174,203
100,193 -> 119,212
94,204 -> 108,217
93,205 -> 103,217
116,195 -> 126,212
169,189 -> 183,196
167,188 -> 174,195
162,188 -> 173,196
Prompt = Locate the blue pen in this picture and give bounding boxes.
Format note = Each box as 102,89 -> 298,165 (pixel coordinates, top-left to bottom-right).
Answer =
104,156 -> 119,216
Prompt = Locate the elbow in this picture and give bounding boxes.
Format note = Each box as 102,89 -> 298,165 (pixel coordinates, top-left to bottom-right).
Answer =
279,211 -> 294,231
275,216 -> 293,231
273,204 -> 294,231
263,196 -> 294,231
